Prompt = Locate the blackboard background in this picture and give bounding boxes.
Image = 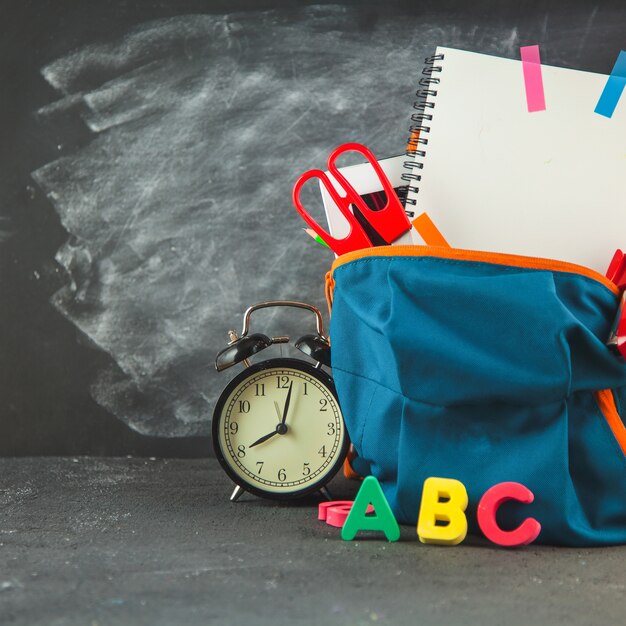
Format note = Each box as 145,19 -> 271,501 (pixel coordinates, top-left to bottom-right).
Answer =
1,0 -> 624,456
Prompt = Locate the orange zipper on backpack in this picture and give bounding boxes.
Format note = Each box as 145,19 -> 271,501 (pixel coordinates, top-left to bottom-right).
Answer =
595,389 -> 626,456
326,245 -> 620,311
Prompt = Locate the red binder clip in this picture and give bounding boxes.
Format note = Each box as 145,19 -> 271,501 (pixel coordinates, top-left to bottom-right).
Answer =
606,249 -> 626,359
606,249 -> 626,289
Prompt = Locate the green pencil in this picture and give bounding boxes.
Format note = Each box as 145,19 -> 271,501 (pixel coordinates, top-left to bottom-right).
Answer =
303,228 -> 330,248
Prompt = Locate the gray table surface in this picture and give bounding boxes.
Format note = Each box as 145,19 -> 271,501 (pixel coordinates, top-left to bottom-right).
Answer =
1,457 -> 625,625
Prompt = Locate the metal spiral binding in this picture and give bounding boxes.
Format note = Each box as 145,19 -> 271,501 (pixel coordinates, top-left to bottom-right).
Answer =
400,53 -> 444,210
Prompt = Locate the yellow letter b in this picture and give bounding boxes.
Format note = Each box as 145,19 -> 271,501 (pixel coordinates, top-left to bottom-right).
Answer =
417,477 -> 468,546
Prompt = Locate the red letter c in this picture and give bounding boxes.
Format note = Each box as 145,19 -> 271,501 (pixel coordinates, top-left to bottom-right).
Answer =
477,482 -> 541,547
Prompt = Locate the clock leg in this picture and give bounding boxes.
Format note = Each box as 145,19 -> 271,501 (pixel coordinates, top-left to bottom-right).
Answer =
319,486 -> 333,501
230,485 -> 246,502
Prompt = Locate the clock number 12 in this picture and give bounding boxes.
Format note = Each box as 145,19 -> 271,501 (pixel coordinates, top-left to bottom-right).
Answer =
276,375 -> 290,389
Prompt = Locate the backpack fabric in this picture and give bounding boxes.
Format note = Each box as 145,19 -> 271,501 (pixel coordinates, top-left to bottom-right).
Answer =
327,246 -> 626,546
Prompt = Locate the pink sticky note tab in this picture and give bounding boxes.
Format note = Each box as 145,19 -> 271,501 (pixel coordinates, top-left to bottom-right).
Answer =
521,45 -> 546,112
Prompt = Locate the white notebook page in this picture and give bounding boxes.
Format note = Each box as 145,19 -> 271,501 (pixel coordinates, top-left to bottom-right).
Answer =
405,46 -> 626,273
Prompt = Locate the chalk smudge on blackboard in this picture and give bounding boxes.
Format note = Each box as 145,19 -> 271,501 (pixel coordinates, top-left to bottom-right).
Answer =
32,7 -> 555,437
0,216 -> 14,243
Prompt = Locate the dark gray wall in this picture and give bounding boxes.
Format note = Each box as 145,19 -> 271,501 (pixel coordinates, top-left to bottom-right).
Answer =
1,0 -> 624,455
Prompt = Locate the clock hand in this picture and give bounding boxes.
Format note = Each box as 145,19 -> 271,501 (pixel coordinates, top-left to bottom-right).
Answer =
280,381 -> 293,427
250,389 -> 294,448
249,429 -> 279,448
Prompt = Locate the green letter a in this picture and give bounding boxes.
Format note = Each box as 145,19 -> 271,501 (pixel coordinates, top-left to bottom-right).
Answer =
341,476 -> 400,542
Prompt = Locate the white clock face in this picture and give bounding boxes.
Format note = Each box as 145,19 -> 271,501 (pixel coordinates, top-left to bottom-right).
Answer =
214,361 -> 347,496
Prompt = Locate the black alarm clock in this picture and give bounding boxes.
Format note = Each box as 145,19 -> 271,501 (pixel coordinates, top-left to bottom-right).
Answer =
212,301 -> 349,502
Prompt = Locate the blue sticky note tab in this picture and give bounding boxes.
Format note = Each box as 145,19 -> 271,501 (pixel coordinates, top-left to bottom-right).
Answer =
594,50 -> 626,118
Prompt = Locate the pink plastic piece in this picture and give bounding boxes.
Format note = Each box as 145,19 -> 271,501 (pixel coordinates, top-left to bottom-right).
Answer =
477,482 -> 541,547
327,504 -> 354,528
318,500 -> 356,521
319,501 -> 375,526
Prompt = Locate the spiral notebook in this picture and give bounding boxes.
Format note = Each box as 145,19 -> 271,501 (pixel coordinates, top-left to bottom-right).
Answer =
403,46 -> 626,274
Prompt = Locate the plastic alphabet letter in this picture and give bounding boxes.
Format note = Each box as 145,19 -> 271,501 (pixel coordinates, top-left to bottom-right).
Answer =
319,501 -> 375,527
318,500 -> 357,521
417,477 -> 468,545
477,482 -> 541,547
326,504 -> 354,528
341,476 -> 400,542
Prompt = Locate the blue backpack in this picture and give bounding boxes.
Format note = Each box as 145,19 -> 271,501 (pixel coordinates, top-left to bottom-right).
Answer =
327,245 -> 626,546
